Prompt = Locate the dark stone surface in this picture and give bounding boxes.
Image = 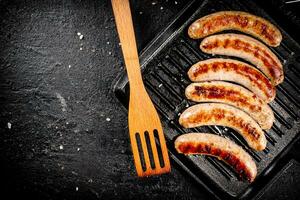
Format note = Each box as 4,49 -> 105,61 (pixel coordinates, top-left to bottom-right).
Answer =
0,0 -> 299,199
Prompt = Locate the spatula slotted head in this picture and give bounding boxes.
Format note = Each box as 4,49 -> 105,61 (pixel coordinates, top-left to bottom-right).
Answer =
128,91 -> 171,177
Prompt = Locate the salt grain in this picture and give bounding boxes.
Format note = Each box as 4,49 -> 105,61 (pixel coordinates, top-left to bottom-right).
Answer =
80,47 -> 83,51
76,187 -> 79,191
158,83 -> 163,88
175,1 -> 178,4
77,147 -> 80,151
68,65 -> 71,68
160,6 -> 164,10
152,2 -> 156,5
107,41 -> 110,45
106,117 -> 111,121
139,11 -> 143,15
108,51 -> 112,55
77,32 -> 81,36
59,145 -> 64,150
7,122 -> 11,129
79,35 -> 84,40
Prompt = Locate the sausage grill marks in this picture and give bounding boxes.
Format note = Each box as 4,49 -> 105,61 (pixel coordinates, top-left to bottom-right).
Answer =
175,133 -> 257,182
188,11 -> 282,47
200,34 -> 283,85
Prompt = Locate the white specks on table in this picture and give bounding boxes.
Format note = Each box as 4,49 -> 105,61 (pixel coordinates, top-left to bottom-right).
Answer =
106,117 -> 111,122
7,122 -> 12,129
160,6 -> 164,10
152,2 -> 157,5
88,179 -> 93,183
175,1 -> 178,5
68,65 -> 71,68
139,11 -> 143,15
158,83 -> 163,88
75,187 -> 79,191
56,93 -> 67,112
107,41 -> 110,45
77,147 -> 80,151
77,32 -> 84,40
59,145 -> 64,150
72,171 -> 78,176
108,51 -> 112,55
80,47 -> 83,51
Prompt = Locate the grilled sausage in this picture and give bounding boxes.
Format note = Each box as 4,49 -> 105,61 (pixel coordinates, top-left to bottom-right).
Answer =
200,34 -> 283,85
175,133 -> 257,182
179,103 -> 267,151
188,11 -> 282,47
187,58 -> 276,103
185,81 -> 274,130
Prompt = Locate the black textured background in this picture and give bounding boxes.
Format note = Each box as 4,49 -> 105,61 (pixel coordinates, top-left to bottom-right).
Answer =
0,0 -> 299,199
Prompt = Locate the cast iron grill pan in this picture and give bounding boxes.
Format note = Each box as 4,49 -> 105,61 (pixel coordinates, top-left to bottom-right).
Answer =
113,0 -> 300,199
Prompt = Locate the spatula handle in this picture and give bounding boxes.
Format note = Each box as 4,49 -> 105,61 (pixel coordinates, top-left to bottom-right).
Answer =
111,0 -> 143,88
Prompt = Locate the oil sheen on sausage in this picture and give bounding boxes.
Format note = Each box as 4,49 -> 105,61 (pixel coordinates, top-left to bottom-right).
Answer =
188,11 -> 282,47
200,34 -> 283,85
179,103 -> 267,151
187,58 -> 276,103
185,81 -> 274,129
175,133 -> 257,182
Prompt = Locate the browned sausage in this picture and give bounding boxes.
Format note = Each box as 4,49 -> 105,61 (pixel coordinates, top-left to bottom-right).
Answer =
200,34 -> 283,85
185,81 -> 274,129
175,133 -> 257,182
187,58 -> 276,103
188,11 -> 282,47
179,103 -> 267,151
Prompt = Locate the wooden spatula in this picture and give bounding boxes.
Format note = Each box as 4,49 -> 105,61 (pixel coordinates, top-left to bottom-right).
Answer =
111,0 -> 171,177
